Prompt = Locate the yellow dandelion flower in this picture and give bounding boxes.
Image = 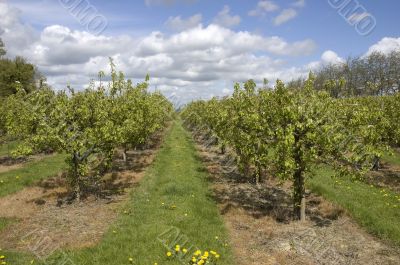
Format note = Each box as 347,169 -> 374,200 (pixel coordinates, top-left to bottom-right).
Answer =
183,248 -> 188,253
128,257 -> 133,262
167,252 -> 172,257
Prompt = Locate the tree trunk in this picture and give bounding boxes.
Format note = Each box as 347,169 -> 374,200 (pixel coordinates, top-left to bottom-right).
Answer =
293,169 -> 306,221
220,144 -> 226,155
255,161 -> 262,185
72,153 -> 81,203
243,159 -> 251,178
122,147 -> 127,163
372,156 -> 381,171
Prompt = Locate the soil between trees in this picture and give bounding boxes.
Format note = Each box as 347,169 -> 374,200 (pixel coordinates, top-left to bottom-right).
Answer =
193,136 -> 400,265
0,140 -> 161,255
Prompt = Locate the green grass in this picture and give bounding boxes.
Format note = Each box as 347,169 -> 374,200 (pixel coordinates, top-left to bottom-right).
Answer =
382,149 -> 400,167
0,154 -> 67,197
309,166 -> 400,246
0,140 -> 20,157
5,120 -> 233,265
0,217 -> 15,232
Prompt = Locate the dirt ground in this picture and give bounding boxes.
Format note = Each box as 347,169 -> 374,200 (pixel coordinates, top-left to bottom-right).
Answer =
366,162 -> 400,193
194,137 -> 400,265
0,135 -> 164,255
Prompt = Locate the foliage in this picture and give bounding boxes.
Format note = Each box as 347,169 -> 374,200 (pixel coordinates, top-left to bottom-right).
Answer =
287,50 -> 400,97
2,62 -> 172,200
0,56 -> 39,97
0,37 -> 5,58
182,74 -> 394,220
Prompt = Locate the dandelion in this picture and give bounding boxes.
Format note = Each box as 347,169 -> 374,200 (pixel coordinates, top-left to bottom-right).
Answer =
175,245 -> 180,252
128,257 -> 133,263
167,251 -> 172,257
183,248 -> 188,253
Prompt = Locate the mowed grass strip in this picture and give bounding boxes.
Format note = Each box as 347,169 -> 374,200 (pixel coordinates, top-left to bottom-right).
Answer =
382,149 -> 400,167
0,140 -> 19,157
0,153 -> 67,197
309,166 -> 400,246
37,120 -> 233,265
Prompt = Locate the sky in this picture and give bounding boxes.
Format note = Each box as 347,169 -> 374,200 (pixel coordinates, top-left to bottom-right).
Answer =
1,0 -> 400,103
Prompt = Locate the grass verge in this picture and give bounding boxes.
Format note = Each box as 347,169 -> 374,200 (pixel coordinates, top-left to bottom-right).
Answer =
382,149 -> 400,167
0,140 -> 19,157
6,121 -> 233,265
309,166 -> 400,246
0,154 -> 67,197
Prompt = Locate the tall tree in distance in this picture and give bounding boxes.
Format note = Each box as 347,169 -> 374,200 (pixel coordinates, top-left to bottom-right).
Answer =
0,38 -> 6,58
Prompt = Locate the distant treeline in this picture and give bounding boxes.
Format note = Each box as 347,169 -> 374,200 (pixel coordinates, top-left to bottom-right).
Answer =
0,38 -> 43,98
288,50 -> 400,97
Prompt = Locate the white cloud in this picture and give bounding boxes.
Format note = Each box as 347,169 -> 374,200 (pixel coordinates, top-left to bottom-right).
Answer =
321,50 -> 344,64
365,37 -> 400,55
0,1 -> 38,56
134,25 -> 316,57
165,14 -> 202,31
213,5 -> 241,28
292,0 -> 305,8
274,8 -> 298,25
306,50 -> 344,71
248,1 -> 279,17
1,1 -> 320,103
347,12 -> 370,24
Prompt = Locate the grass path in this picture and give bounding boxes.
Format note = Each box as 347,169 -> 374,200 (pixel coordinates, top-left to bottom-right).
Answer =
309,167 -> 400,246
0,140 -> 19,157
11,120 -> 233,265
0,154 -> 67,198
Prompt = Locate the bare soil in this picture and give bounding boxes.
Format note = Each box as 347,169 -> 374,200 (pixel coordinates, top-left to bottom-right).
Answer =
0,131 -> 166,255
194,137 -> 400,265
366,162 -> 400,193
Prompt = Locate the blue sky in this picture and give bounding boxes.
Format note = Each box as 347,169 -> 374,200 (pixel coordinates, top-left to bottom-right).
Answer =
1,0 -> 400,102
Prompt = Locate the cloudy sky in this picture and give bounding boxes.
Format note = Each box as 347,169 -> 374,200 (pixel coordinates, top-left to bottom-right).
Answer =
0,0 -> 399,102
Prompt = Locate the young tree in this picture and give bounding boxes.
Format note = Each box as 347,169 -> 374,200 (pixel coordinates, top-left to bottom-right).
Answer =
0,38 -> 6,58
